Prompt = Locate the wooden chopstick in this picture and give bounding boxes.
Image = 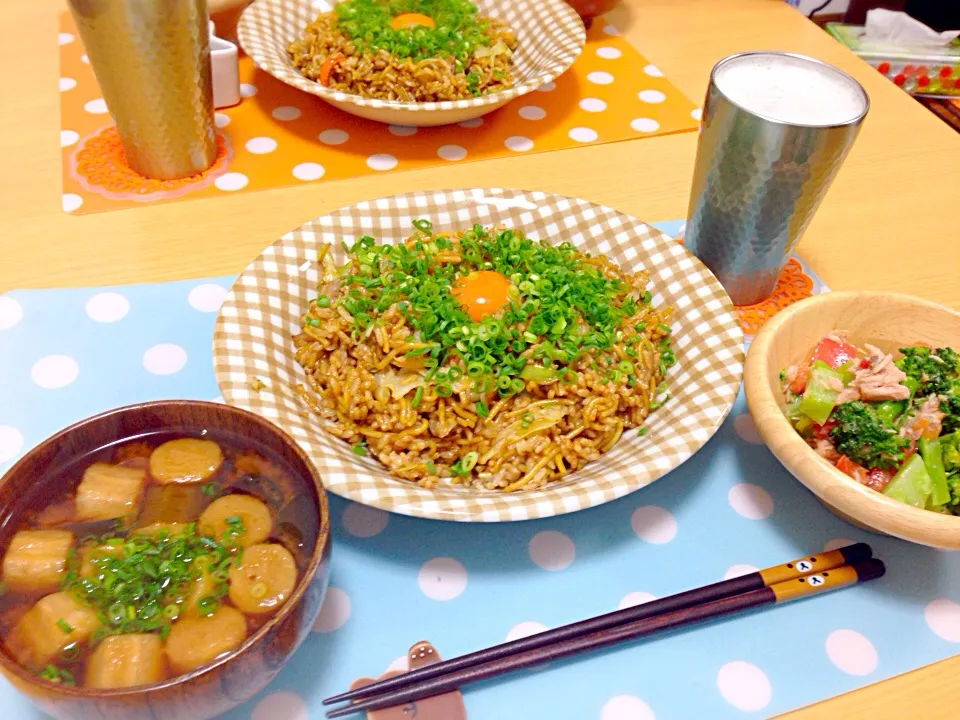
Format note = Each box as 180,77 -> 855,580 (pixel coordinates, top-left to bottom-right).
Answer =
323,543 -> 872,707
328,559 -> 885,718
325,553 -> 881,719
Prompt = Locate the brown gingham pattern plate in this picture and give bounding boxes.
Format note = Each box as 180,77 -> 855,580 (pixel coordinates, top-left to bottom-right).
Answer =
237,0 -> 586,126
213,189 -> 744,521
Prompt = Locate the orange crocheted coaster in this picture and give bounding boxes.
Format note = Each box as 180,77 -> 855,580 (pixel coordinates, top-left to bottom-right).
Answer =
68,126 -> 233,203
674,236 -> 815,336
736,258 -> 814,336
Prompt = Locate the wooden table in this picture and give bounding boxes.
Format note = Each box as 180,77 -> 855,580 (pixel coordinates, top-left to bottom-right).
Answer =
2,1 -> 959,717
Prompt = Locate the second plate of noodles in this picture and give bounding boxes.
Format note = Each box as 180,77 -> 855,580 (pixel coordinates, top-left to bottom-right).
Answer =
214,189 -> 743,521
238,0 -> 585,126
288,0 -> 519,102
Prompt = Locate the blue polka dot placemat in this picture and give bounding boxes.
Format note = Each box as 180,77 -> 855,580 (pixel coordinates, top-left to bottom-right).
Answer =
2,220 -> 960,720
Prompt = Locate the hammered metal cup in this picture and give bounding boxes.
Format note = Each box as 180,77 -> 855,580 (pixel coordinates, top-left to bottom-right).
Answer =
67,0 -> 217,180
684,52 -> 869,306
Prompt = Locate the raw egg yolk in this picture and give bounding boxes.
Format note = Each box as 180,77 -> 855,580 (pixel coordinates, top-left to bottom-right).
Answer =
452,271 -> 511,322
391,13 -> 436,30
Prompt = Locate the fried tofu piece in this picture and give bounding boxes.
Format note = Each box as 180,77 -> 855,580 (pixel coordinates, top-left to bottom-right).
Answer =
2,530 -> 74,594
75,463 -> 146,522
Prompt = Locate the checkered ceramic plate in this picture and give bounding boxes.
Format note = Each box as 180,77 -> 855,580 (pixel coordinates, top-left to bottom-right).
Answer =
237,0 -> 586,126
213,189 -> 744,521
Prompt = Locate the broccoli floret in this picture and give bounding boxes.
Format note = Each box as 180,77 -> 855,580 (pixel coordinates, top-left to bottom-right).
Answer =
947,474 -> 960,515
944,431 -> 960,473
898,345 -> 960,432
942,395 -> 960,434
897,345 -> 960,393
829,401 -> 910,470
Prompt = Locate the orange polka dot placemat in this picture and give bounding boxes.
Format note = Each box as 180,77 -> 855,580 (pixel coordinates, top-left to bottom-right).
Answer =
57,13 -> 699,215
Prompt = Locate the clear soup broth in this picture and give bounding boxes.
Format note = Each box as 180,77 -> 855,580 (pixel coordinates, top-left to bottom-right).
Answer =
0,429 -> 318,690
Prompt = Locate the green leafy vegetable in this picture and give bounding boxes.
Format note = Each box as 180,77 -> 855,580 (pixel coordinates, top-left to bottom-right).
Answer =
883,453 -> 932,508
919,437 -> 950,508
798,365 -> 842,425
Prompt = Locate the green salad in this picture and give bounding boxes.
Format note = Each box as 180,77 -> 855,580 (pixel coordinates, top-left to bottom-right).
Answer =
782,333 -> 960,514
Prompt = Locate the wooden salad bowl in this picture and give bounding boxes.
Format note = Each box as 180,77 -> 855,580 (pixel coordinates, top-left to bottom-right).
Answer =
0,400 -> 332,720
744,291 -> 960,548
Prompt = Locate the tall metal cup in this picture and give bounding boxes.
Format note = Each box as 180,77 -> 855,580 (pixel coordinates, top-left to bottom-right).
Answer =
67,0 -> 217,180
684,52 -> 869,305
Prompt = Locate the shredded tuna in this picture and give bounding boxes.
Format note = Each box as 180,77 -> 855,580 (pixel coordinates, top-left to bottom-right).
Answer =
900,394 -> 946,442
813,438 -> 840,462
863,470 -> 892,492
836,387 -> 861,404
825,376 -> 845,392
785,365 -> 798,384
851,344 -> 910,402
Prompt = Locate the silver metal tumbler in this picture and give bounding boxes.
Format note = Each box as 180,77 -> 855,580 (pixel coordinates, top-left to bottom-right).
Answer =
67,0 -> 217,180
684,52 -> 869,305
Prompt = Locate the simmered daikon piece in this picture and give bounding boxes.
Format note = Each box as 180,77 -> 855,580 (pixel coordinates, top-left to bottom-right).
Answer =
164,606 -> 247,673
75,463 -> 146,522
228,543 -> 297,614
7,591 -> 101,667
198,494 -> 271,548
135,484 -> 208,527
2,530 -> 73,594
85,634 -> 167,689
78,542 -> 123,579
149,439 -> 223,484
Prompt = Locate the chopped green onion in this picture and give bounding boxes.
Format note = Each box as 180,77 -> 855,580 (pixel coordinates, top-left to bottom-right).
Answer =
411,386 -> 424,408
196,596 -> 217,617
38,665 -> 75,686
351,442 -> 367,456
450,451 -> 479,476
55,619 -> 73,634
325,221 -> 672,402
475,401 -> 489,418
637,426 -> 648,436
316,295 -> 331,308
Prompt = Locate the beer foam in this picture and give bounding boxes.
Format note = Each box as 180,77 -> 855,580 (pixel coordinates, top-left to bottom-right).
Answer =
714,53 -> 866,126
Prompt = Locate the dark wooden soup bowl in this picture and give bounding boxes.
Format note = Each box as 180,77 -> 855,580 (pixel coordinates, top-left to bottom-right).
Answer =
0,400 -> 332,720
